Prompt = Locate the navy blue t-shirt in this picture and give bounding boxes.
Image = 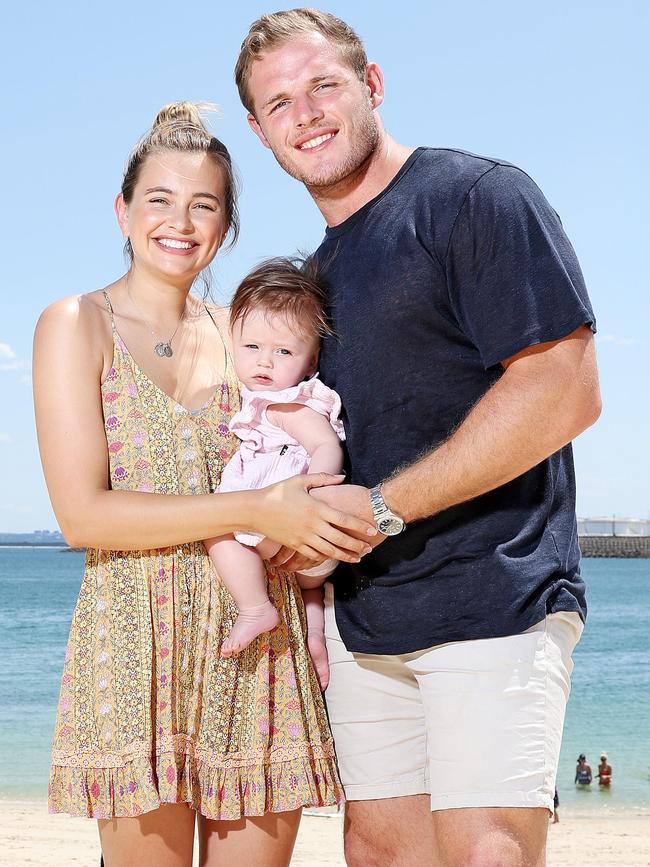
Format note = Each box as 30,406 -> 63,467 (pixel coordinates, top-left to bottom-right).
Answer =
317,147 -> 595,655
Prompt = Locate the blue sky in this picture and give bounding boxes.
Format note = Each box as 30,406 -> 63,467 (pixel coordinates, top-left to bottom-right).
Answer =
1,0 -> 648,531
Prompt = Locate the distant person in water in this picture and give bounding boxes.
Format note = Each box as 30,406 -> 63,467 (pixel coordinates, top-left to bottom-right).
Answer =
575,754 -> 593,786
552,789 -> 560,823
596,753 -> 612,786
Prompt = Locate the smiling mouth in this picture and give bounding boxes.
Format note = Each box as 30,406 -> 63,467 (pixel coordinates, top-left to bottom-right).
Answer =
297,132 -> 337,150
154,238 -> 197,250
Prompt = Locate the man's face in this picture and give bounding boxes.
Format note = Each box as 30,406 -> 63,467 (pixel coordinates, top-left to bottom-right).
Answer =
246,33 -> 381,190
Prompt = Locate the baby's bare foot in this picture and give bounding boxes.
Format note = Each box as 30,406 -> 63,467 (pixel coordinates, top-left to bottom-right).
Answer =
221,601 -> 279,657
307,630 -> 330,691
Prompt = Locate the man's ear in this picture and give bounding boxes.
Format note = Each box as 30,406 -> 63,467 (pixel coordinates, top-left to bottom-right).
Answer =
247,113 -> 272,149
115,193 -> 129,237
365,62 -> 385,111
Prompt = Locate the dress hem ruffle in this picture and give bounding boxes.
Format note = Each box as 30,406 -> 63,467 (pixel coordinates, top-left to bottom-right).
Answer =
48,749 -> 344,820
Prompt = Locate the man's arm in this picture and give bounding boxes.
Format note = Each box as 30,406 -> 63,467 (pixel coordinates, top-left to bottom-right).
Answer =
272,324 -> 600,570
382,324 -> 600,521
306,325 -> 599,527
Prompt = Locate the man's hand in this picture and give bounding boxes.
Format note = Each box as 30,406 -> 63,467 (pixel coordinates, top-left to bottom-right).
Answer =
270,484 -> 385,571
310,483 -> 377,524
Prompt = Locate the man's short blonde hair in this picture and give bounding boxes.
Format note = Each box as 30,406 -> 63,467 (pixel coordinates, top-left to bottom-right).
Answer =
235,7 -> 368,115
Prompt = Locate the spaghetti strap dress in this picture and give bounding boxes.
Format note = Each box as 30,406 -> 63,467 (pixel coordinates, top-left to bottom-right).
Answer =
47,291 -> 342,819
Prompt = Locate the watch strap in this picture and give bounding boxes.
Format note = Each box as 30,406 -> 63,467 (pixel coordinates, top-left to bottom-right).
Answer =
369,486 -> 404,525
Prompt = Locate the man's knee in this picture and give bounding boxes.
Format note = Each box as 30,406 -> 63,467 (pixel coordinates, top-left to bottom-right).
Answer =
440,828 -> 530,867
344,821 -> 396,867
343,795 -> 438,867
344,837 -> 382,867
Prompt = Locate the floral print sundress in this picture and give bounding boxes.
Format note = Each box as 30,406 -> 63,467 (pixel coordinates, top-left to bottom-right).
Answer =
48,292 -> 342,818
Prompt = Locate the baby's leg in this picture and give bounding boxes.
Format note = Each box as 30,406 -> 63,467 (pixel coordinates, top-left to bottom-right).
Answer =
297,569 -> 334,691
205,535 -> 280,657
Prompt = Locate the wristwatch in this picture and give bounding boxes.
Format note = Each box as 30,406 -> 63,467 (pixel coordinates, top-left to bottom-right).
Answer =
369,486 -> 405,536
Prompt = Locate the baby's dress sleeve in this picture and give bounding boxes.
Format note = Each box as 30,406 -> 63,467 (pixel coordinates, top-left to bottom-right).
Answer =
287,376 -> 346,441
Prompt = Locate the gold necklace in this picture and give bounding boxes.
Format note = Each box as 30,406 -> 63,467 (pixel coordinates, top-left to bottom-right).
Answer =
126,282 -> 188,358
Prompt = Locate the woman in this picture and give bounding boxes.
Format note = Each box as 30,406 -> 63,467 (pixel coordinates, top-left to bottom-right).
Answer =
33,102 -> 374,867
596,753 -> 612,786
575,754 -> 593,786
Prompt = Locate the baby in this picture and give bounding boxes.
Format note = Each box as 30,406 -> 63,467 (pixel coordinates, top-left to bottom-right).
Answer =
204,257 -> 344,689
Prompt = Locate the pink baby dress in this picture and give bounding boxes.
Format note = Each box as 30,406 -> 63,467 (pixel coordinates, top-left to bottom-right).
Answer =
219,375 -> 345,546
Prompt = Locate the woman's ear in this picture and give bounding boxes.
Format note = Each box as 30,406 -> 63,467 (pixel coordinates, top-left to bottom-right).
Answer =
115,193 -> 129,237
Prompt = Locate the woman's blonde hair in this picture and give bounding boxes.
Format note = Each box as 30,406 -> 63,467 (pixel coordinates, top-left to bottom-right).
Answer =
121,102 -> 240,258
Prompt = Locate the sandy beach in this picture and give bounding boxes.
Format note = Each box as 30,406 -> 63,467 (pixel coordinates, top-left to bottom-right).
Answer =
1,801 -> 649,866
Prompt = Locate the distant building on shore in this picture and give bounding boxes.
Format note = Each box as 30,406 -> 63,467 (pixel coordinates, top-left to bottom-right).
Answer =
578,518 -> 650,558
578,517 -> 650,537
0,529 -> 65,546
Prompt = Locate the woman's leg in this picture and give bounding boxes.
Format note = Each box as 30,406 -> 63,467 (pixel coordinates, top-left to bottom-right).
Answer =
205,535 -> 279,656
98,803 -> 195,867
197,808 -> 302,867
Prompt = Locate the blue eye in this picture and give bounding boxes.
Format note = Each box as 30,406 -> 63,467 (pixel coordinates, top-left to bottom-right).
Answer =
276,348 -> 292,356
245,344 -> 259,350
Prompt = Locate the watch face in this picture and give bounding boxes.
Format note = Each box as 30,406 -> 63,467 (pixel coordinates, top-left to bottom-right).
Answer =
378,516 -> 404,536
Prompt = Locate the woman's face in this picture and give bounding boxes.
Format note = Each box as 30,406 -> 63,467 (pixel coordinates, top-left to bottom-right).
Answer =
116,149 -> 228,285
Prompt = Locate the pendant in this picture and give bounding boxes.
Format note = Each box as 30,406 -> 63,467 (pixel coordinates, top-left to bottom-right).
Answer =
155,342 -> 173,358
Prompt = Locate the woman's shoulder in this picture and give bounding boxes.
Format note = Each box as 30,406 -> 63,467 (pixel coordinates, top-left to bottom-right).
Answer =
37,288 -> 111,333
34,288 -> 114,368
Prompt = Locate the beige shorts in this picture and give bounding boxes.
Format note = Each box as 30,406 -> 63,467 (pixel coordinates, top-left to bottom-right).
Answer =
324,585 -> 582,812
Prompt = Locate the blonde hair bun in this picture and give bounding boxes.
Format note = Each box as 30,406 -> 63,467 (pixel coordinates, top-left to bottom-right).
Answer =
153,101 -> 219,132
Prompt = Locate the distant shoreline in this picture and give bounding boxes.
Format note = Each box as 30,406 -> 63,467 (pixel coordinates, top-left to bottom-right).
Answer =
0,544 -> 82,550
4,539 -> 650,557
579,536 -> 650,558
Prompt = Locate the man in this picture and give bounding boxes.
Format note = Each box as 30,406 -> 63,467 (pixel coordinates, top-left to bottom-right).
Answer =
235,9 -> 601,865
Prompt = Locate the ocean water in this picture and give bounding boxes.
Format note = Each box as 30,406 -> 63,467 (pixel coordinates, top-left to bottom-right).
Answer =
0,549 -> 648,812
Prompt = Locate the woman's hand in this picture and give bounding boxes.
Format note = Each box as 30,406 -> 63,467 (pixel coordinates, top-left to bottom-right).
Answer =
254,473 -> 377,564
269,482 -> 386,571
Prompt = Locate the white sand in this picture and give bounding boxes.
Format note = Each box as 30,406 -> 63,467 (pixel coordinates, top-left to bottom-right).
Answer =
1,800 -> 649,866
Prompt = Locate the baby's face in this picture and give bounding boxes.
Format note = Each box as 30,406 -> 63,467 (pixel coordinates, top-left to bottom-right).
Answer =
232,310 -> 319,391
